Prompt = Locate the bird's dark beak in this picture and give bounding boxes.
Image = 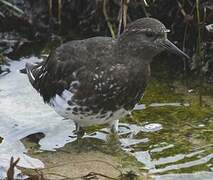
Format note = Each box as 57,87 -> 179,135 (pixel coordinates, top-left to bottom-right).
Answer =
158,39 -> 190,59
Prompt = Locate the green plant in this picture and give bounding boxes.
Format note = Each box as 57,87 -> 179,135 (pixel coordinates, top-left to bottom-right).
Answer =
0,53 -> 5,65
191,0 -> 209,106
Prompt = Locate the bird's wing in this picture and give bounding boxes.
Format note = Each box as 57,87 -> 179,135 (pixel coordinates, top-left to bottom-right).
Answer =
26,49 -> 85,103
74,63 -> 143,112
26,37 -> 114,104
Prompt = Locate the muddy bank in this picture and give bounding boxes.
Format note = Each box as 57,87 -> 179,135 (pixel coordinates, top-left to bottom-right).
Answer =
20,139 -> 149,180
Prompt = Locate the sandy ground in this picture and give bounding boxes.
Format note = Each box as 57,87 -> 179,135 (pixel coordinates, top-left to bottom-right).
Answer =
20,137 -> 151,180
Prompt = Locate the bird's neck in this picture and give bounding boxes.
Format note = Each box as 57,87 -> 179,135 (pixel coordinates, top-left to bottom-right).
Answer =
114,38 -> 159,65
112,40 -> 151,78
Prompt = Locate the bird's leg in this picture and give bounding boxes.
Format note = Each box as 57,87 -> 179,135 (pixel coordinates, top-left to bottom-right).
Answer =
73,122 -> 85,138
108,119 -> 120,141
72,123 -> 86,152
109,119 -> 119,133
105,120 -> 121,152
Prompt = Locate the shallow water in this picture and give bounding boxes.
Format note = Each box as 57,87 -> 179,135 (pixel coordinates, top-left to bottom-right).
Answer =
0,57 -> 212,179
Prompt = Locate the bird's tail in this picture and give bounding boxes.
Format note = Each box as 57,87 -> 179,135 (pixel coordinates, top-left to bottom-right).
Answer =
26,63 -> 35,86
25,62 -> 43,90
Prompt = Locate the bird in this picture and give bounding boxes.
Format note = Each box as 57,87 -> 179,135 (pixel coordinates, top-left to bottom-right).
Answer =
26,17 -> 189,137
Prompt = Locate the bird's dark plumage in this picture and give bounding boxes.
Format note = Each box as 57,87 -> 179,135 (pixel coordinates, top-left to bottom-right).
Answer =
26,18 -> 188,132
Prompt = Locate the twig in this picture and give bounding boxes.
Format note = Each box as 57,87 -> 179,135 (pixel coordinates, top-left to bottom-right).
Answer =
103,0 -> 116,38
182,2 -> 196,87
118,0 -> 124,36
47,171 -> 119,180
141,0 -> 148,17
176,0 -> 187,16
182,1 -> 196,50
186,0 -> 193,7
118,0 -> 130,37
58,0 -> 62,25
123,0 -> 129,31
83,172 -> 118,180
23,168 -> 45,180
7,157 -> 20,180
0,0 -> 24,15
48,0 -> 52,17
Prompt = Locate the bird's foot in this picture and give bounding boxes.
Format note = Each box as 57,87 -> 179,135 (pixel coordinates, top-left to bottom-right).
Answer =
73,128 -> 85,139
101,120 -> 121,153
71,123 -> 85,139
104,132 -> 121,154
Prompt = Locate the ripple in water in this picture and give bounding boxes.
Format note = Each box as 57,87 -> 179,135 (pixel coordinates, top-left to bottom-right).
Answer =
0,57 -> 212,180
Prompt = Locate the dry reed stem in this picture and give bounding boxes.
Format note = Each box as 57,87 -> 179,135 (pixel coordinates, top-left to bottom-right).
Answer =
103,0 -> 116,38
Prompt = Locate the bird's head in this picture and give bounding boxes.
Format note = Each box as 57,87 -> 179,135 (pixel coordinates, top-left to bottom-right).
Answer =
117,17 -> 189,62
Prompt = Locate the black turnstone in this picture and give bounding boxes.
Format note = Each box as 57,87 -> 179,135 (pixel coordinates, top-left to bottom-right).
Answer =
26,18 -> 189,136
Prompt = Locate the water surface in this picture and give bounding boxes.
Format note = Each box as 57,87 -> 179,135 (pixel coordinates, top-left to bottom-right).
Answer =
0,56 -> 212,179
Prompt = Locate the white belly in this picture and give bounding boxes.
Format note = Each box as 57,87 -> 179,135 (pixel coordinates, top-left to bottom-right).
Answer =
49,90 -> 128,127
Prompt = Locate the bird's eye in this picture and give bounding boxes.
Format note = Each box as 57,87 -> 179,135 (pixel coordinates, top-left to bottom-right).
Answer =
145,31 -> 155,37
